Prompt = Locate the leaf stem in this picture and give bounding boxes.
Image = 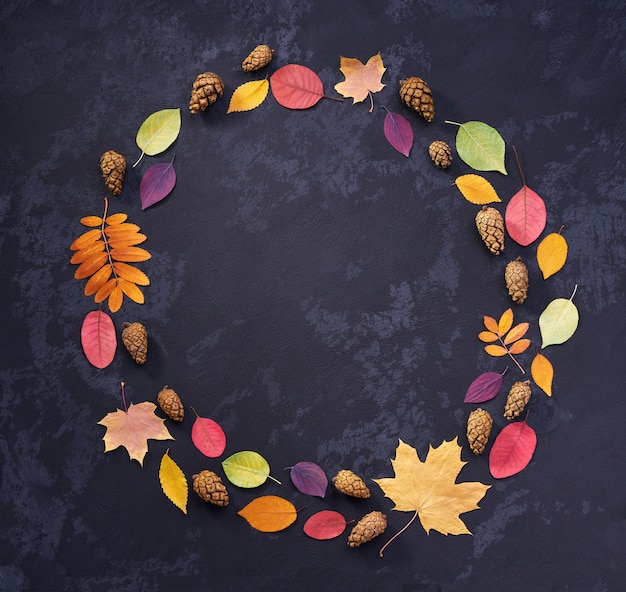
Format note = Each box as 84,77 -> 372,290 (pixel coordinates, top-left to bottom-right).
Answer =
120,381 -> 128,413
268,474 -> 282,485
444,120 -> 461,127
368,91 -> 374,113
101,197 -> 118,283
322,94 -> 344,102
570,284 -> 578,301
378,509 -> 419,558
512,146 -> 526,187
499,335 -> 525,374
132,152 -> 145,168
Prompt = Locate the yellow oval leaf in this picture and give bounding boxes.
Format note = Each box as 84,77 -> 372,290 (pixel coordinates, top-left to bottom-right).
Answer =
237,495 -> 297,532
73,252 -> 109,280
508,338 -> 531,355
118,278 -> 145,304
107,285 -> 124,313
503,322 -> 529,345
478,330 -> 499,343
454,174 -> 501,204
84,264 -> 113,296
531,351 -> 553,396
70,228 -> 103,251
483,315 -> 499,333
113,262 -> 150,286
498,308 -> 514,336
80,215 -> 103,227
159,451 -> 188,514
227,79 -> 270,114
484,344 -> 508,357
537,232 -> 568,279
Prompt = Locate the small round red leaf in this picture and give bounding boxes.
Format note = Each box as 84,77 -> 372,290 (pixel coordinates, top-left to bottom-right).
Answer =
81,310 -> 116,369
270,64 -> 324,109
191,416 -> 226,458
303,510 -> 347,540
489,420 -> 537,479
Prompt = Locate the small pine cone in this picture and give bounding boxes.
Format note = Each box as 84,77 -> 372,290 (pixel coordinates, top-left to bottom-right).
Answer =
189,72 -> 224,114
466,408 -> 493,455
505,257 -> 529,304
475,206 -> 505,255
242,44 -> 274,72
347,511 -> 387,548
504,380 -> 531,420
192,470 -> 229,506
399,76 -> 435,122
428,140 -> 452,169
99,150 -> 126,196
121,321 -> 148,365
157,386 -> 184,422
332,470 -> 371,499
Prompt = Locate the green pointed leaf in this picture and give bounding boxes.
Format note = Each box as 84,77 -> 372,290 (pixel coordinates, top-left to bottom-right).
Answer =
446,120 -> 507,175
134,108 -> 181,166
222,450 -> 279,488
539,286 -> 579,348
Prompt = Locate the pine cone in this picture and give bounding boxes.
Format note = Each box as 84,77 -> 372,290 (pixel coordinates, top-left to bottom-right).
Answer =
157,386 -> 184,422
505,257 -> 529,304
347,511 -> 387,547
504,380 -> 531,420
99,150 -> 126,196
466,408 -> 493,455
242,44 -> 274,72
121,321 -> 148,364
399,76 -> 435,122
332,470 -> 371,499
429,140 -> 452,169
192,470 -> 229,506
475,206 -> 505,255
189,72 -> 224,114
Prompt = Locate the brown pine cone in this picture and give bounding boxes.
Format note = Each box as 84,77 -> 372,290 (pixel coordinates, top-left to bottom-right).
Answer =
504,380 -> 531,420
332,470 -> 371,499
505,257 -> 529,304
99,150 -> 126,196
121,321 -> 147,364
189,72 -> 224,114
347,511 -> 387,547
399,76 -> 435,122
192,470 -> 229,506
429,140 -> 452,169
466,408 -> 493,455
475,206 -> 505,255
242,44 -> 274,72
157,386 -> 184,422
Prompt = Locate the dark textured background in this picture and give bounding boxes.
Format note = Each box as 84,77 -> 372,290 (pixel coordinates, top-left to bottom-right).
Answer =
1,1 -> 625,591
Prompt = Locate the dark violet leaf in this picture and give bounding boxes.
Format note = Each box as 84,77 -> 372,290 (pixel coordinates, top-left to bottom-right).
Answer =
383,109 -> 413,157
140,158 -> 176,210
288,461 -> 328,497
464,369 -> 507,403
303,510 -> 348,540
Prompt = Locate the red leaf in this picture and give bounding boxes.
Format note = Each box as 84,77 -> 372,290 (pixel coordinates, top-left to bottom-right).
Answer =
270,64 -> 324,109
288,461 -> 328,497
383,109 -> 413,157
191,414 -> 226,458
81,310 -> 116,369
303,510 -> 348,540
505,185 -> 546,246
140,158 -> 177,210
464,369 -> 506,404
489,419 -> 537,478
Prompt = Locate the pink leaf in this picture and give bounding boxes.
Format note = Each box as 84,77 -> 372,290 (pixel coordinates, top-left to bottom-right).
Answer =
464,369 -> 507,404
81,310 -> 116,369
191,413 -> 226,458
303,510 -> 348,540
270,64 -> 324,109
489,419 -> 537,478
383,109 -> 413,157
288,461 -> 328,497
505,185 -> 547,246
140,157 -> 177,210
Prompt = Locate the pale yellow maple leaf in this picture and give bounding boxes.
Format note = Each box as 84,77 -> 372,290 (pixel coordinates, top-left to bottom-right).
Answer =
334,52 -> 386,109
374,438 -> 490,555
98,401 -> 173,466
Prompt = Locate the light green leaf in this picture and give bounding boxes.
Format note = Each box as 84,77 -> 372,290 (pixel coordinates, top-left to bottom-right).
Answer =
539,285 -> 579,348
134,108 -> 181,167
222,450 -> 280,488
445,120 -> 507,175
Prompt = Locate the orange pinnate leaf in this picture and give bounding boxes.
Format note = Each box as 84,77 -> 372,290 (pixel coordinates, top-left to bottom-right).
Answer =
105,213 -> 128,225
334,52 -> 386,109
70,240 -> 105,264
73,252 -> 109,280
237,495 -> 297,532
480,308 -> 531,373
80,215 -> 103,227
478,331 -> 499,343
508,338 -> 531,354
503,322 -> 529,345
84,264 -> 113,296
498,308 -> 514,336
108,285 -> 123,313
483,315 -> 499,333
113,262 -> 150,285
109,246 -> 151,263
70,228 -> 102,251
484,344 -> 508,357
94,278 -> 117,303
118,278 -> 145,304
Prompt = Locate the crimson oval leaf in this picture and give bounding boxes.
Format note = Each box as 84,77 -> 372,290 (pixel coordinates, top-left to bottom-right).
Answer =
464,369 -> 506,403
81,310 -> 116,369
383,109 -> 413,157
303,510 -> 348,540
288,461 -> 328,497
489,419 -> 537,478
270,64 -> 324,109
191,414 -> 226,458
505,185 -> 547,246
140,159 -> 176,210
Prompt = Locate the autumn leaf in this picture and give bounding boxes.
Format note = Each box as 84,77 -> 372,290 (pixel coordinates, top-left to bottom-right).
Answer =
382,107 -> 413,157
445,120 -> 507,174
270,64 -> 326,109
464,368 -> 507,404
134,108 -> 181,167
531,351 -> 554,396
227,79 -> 269,113
222,450 -> 281,488
454,174 -> 501,204
374,438 -> 490,556
539,285 -> 579,348
81,310 -> 116,369
237,495 -> 297,532
479,309 -> 530,373
159,450 -> 188,514
190,407 -> 226,458
489,418 -> 537,478
140,155 -> 176,210
334,52 -> 386,112
303,510 -> 349,540
288,461 -> 328,497
537,229 -> 568,279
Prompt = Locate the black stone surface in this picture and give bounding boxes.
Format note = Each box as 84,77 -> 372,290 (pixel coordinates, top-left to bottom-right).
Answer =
1,1 -> 625,591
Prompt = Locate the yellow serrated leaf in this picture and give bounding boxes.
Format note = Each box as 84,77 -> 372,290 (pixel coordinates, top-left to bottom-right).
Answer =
105,213 -> 128,225
454,174 -> 501,204
498,309 -> 514,336
94,278 -> 117,303
485,344 -> 508,357
80,215 -> 103,227
73,252 -> 109,280
70,240 -> 105,264
537,232 -> 568,279
503,322 -> 529,345
478,331 -> 499,343
109,246 -> 151,263
70,228 -> 103,251
531,351 -> 553,396
84,264 -> 113,296
483,315 -> 499,333
159,451 -> 188,514
118,278 -> 145,304
113,262 -> 150,286
108,285 -> 123,313
227,79 -> 270,114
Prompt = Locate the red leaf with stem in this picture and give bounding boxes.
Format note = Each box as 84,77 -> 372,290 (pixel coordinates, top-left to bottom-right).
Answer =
303,510 -> 349,540
190,407 -> 226,458
489,416 -> 537,478
270,64 -> 325,109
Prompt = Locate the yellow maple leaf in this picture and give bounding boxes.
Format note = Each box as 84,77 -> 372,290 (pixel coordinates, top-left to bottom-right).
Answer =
374,438 -> 490,556
334,52 -> 386,111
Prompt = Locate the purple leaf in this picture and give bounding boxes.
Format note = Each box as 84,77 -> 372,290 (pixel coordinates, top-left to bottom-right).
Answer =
288,461 -> 327,497
140,157 -> 176,210
464,369 -> 507,404
383,109 -> 413,157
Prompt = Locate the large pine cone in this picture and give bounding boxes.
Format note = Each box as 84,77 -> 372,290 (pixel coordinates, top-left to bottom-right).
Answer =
189,72 -> 224,114
504,380 -> 531,420
466,408 -> 493,455
332,470 -> 371,498
242,44 -> 274,72
99,150 -> 126,196
192,470 -> 229,506
157,386 -> 184,422
429,140 -> 452,169
399,76 -> 435,122
121,321 -> 147,365
505,257 -> 529,303
347,511 -> 387,547
475,206 -> 505,255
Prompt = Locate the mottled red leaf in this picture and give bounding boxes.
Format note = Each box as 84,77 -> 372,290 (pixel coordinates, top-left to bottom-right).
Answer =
288,461 -> 328,497
140,157 -> 176,210
81,310 -> 116,369
270,64 -> 324,109
383,109 -> 413,157
464,369 -> 507,404
303,510 -> 348,540
191,411 -> 226,458
489,419 -> 537,478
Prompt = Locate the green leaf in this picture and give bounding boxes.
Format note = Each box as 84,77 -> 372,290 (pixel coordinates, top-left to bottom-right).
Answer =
539,285 -> 579,348
134,108 -> 181,167
445,120 -> 507,175
222,450 -> 280,488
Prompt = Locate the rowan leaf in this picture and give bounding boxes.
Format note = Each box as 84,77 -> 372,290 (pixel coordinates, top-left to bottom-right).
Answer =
98,401 -> 174,466
108,246 -> 152,263
288,461 -> 328,497
140,157 -> 176,210
159,451 -> 188,514
539,285 -> 579,348
70,240 -> 106,265
334,52 -> 386,108
134,108 -> 181,166
105,213 -> 128,225
481,309 -> 530,373
81,310 -> 116,369
237,495 -> 297,532
383,109 -> 413,157
507,338 -> 531,354
498,308 -> 514,336
489,419 -> 537,478
84,263 -> 113,296
104,223 -> 141,237
445,120 -> 507,175
464,369 -> 506,404
70,228 -> 103,251
117,278 -> 145,304
191,410 -> 227,458
73,251 -> 108,280
227,79 -> 270,114
303,510 -> 348,540
80,215 -> 103,227
503,322 -> 529,345
222,450 -> 279,488
531,351 -> 554,396
478,331 -> 499,343
107,285 -> 123,313
94,278 -> 117,303
270,64 -> 325,109
112,262 -> 150,286
484,344 -> 508,357
537,231 -> 568,279
454,174 -> 501,204
483,315 -> 499,333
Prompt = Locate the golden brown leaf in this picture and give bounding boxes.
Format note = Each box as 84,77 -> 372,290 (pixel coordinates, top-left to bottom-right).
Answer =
109,233 -> 147,248
80,215 -> 103,227
237,495 -> 297,532
484,344 -> 508,357
537,231 -> 568,279
109,246 -> 151,263
503,322 -> 529,345
483,315 -> 499,333
508,338 -> 531,355
118,278 -> 145,304
105,213 -> 128,225
334,52 -> 386,106
104,223 -> 141,237
84,265 -> 113,296
94,278 -> 117,303
113,262 -> 150,286
73,252 -> 109,280
478,331 -> 499,343
531,351 -> 553,396
108,285 -> 124,313
70,240 -> 105,264
70,228 -> 102,251
498,308 -> 514,336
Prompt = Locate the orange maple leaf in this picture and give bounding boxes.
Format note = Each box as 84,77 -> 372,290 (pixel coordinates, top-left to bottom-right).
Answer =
98,401 -> 173,465
334,52 -> 386,111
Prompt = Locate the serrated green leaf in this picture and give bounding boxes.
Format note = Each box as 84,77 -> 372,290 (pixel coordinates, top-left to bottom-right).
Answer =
446,120 -> 507,175
134,108 -> 181,166
539,286 -> 579,347
222,450 -> 277,488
